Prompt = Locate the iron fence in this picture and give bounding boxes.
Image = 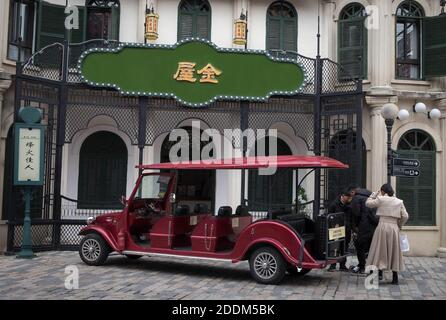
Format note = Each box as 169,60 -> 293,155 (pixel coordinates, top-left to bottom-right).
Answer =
6,39 -> 363,252
7,219 -> 86,252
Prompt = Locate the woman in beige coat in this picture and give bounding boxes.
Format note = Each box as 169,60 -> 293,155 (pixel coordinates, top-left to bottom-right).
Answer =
365,183 -> 409,284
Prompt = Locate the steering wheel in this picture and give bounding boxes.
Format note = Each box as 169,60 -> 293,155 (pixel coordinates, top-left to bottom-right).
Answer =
143,201 -> 157,214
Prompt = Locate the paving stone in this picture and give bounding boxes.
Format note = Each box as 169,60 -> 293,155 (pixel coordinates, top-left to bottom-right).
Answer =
0,252 -> 445,300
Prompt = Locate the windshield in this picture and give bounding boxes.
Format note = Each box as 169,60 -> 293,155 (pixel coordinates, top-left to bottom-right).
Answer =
136,174 -> 171,199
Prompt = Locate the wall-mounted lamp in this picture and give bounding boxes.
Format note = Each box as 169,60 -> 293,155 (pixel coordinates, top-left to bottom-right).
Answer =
397,109 -> 410,121
428,108 -> 442,119
413,101 -> 442,120
413,102 -> 427,113
145,3 -> 159,41
233,10 -> 247,46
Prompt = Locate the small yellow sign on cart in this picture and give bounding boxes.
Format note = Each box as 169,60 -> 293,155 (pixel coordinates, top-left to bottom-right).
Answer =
329,226 -> 345,241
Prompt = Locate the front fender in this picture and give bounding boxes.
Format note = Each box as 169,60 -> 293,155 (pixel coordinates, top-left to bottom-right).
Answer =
231,220 -> 317,266
79,225 -> 120,252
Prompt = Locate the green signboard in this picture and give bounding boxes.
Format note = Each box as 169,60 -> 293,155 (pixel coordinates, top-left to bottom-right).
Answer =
78,39 -> 307,107
14,108 -> 45,186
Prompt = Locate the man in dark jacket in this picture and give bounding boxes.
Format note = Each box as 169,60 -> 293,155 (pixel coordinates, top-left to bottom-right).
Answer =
327,189 -> 353,271
350,188 -> 379,273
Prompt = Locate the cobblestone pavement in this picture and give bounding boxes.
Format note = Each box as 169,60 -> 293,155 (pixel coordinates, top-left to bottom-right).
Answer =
0,251 -> 445,300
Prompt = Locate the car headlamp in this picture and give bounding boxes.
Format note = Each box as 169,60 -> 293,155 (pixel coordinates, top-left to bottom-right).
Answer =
86,216 -> 95,225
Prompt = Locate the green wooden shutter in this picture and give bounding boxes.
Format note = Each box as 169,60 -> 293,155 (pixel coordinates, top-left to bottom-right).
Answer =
338,17 -> 367,79
196,13 -> 210,40
396,151 -> 436,226
266,18 -> 281,51
37,1 -> 65,49
282,19 -> 297,52
178,12 -> 194,40
423,15 -> 446,77
415,152 -> 435,225
110,6 -> 120,41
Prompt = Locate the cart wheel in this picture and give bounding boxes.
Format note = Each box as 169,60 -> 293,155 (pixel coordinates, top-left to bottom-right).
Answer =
125,254 -> 142,260
249,246 -> 286,285
287,266 -> 311,276
79,233 -> 110,266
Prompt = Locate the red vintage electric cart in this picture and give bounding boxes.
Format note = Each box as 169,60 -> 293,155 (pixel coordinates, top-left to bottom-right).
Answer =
78,155 -> 348,284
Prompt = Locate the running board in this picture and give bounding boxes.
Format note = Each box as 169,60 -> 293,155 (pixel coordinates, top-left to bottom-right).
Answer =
122,250 -> 233,263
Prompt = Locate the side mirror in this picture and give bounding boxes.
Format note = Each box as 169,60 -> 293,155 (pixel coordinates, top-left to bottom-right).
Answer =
169,193 -> 176,203
120,195 -> 127,206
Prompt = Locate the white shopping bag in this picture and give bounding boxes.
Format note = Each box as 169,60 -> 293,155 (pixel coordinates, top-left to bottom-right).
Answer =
400,233 -> 410,252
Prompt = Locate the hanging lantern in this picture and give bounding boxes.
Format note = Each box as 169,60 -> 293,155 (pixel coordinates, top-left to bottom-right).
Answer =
233,11 -> 247,46
145,6 -> 159,41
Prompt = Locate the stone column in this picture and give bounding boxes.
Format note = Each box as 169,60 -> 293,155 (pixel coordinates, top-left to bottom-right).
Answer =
369,0 -> 394,89
365,95 -> 398,191
0,74 -> 12,253
436,98 -> 446,257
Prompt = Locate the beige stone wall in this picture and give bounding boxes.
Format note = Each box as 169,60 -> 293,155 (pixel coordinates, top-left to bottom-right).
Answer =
403,229 -> 441,257
353,0 -> 446,257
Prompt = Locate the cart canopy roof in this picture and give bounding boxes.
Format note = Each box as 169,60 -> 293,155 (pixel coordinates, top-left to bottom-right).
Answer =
138,155 -> 348,170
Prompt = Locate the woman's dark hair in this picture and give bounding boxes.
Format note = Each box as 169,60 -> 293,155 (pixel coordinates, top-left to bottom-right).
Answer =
380,183 -> 394,197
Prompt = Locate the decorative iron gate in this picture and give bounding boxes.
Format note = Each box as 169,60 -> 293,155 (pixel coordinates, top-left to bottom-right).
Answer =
5,40 -> 363,252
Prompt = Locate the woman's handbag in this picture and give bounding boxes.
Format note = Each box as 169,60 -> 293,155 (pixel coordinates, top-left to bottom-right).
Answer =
400,233 -> 410,252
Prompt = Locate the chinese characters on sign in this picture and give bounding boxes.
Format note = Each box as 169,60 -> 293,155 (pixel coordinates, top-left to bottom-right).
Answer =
197,63 -> 222,83
173,62 -> 197,82
173,62 -> 222,84
17,127 -> 41,183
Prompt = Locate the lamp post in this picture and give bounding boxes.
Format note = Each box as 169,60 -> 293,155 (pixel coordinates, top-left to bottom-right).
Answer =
381,103 -> 399,185
381,102 -> 442,185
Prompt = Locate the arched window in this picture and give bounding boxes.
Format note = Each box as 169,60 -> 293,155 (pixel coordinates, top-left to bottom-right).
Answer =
248,137 -> 293,211
266,1 -> 297,52
396,1 -> 424,79
161,126 -> 215,207
78,131 -> 127,209
338,3 -> 367,79
178,0 -> 211,41
397,130 -> 436,226
86,0 -> 120,40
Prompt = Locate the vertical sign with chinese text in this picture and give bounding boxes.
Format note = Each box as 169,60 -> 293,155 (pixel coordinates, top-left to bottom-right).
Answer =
14,124 -> 45,186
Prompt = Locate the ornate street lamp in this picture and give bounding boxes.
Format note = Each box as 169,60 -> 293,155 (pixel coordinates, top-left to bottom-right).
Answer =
145,4 -> 159,42
381,103 -> 399,185
233,10 -> 247,46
